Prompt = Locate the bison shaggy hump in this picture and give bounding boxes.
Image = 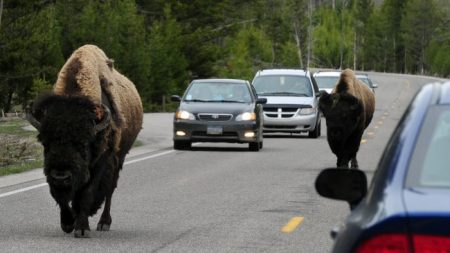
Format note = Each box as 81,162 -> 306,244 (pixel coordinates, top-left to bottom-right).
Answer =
27,44 -> 143,238
319,69 -> 375,169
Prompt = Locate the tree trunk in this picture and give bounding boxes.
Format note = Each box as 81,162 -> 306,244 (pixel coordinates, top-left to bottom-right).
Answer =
0,0 -> 3,28
293,21 -> 304,69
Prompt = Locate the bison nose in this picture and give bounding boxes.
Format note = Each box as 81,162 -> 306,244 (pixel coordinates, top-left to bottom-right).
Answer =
50,171 -> 72,182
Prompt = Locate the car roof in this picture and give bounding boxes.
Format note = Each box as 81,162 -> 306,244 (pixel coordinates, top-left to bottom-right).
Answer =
254,69 -> 309,76
192,79 -> 248,84
438,81 -> 450,105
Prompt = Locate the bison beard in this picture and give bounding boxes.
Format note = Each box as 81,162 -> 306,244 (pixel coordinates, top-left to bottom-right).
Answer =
319,69 -> 375,169
26,45 -> 143,238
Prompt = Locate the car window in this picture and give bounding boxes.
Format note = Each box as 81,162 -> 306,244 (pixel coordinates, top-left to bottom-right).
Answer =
314,76 -> 339,89
184,82 -> 252,103
407,106 -> 450,188
252,75 -> 312,97
356,76 -> 373,88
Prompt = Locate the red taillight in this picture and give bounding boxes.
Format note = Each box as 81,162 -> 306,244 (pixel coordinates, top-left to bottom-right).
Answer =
413,235 -> 450,253
355,234 -> 450,253
355,234 -> 411,253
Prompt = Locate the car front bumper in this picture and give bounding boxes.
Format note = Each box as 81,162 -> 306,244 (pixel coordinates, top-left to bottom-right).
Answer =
262,113 -> 318,133
173,120 -> 260,143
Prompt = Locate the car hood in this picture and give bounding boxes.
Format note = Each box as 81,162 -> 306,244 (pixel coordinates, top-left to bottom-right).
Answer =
259,96 -> 315,106
319,88 -> 333,94
179,102 -> 255,114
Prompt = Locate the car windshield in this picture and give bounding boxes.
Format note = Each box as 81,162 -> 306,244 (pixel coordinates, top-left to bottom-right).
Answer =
252,75 -> 313,97
407,106 -> 450,188
356,76 -> 373,88
314,76 -> 339,89
183,82 -> 252,103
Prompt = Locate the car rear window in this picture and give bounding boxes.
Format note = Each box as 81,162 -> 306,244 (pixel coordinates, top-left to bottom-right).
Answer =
406,106 -> 450,188
252,75 -> 312,97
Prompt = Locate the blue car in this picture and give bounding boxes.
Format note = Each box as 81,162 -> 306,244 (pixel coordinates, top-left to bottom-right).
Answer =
315,81 -> 450,252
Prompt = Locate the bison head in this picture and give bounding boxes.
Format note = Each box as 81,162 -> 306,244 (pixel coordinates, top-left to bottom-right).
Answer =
27,93 -> 110,195
319,92 -> 363,145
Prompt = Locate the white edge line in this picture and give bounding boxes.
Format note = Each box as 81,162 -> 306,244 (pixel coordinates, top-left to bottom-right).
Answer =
0,149 -> 175,199
124,150 -> 174,165
0,183 -> 48,199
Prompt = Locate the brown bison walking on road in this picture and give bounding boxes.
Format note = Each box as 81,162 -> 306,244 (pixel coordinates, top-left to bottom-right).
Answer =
27,45 -> 143,238
319,69 -> 375,169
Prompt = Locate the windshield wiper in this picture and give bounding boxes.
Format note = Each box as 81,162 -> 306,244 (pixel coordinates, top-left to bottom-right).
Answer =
214,99 -> 246,103
259,92 -> 309,96
184,99 -> 209,102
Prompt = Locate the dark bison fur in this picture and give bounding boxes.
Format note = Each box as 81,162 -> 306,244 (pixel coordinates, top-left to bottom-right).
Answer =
27,45 -> 143,238
31,94 -> 121,236
319,70 -> 375,169
319,92 -> 364,168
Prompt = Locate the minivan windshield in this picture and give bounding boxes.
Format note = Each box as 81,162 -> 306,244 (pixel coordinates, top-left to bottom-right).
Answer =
252,75 -> 312,97
183,82 -> 252,103
314,76 -> 339,89
407,106 -> 450,188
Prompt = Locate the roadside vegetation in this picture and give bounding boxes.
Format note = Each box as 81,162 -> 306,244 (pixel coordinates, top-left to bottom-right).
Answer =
0,118 -> 43,176
1,0 -> 449,114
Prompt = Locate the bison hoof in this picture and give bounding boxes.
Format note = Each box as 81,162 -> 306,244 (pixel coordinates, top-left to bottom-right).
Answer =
61,224 -> 74,233
97,223 -> 110,231
74,229 -> 91,238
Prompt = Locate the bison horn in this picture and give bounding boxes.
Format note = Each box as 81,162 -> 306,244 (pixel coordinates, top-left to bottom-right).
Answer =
94,104 -> 111,133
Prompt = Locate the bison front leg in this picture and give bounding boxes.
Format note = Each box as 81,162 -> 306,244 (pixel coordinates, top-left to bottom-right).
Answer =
350,156 -> 359,169
60,204 -> 75,233
72,190 -> 93,238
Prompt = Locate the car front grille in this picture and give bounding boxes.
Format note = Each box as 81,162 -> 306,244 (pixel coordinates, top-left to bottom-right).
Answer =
198,113 -> 233,122
263,108 -> 299,118
263,104 -> 311,118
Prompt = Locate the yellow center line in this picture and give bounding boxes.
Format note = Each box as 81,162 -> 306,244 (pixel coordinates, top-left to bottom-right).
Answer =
282,216 -> 304,233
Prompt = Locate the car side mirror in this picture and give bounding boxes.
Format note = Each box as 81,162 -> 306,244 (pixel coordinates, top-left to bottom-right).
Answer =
315,168 -> 367,209
171,95 -> 181,102
257,98 -> 267,104
372,83 -> 378,89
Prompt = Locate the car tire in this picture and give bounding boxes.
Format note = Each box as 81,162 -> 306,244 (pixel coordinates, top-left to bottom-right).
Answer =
259,141 -> 263,149
249,142 -> 260,151
308,120 -> 321,138
174,140 -> 191,150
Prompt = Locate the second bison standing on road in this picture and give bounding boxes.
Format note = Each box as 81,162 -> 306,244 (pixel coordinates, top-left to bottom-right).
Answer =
27,44 -> 143,237
319,69 -> 375,169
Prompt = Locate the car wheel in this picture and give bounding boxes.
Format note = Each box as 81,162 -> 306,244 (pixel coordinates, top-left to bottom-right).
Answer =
308,120 -> 320,138
174,140 -> 191,150
259,141 -> 263,149
249,142 -> 260,151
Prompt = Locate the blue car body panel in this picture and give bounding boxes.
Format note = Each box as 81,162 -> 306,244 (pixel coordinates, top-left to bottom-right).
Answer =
330,81 -> 450,252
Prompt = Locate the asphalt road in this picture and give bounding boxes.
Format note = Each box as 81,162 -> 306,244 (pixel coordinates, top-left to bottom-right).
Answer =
0,73 -> 446,253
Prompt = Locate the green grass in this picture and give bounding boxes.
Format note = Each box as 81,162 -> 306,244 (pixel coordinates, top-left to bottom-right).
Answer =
0,159 -> 43,176
0,118 -> 37,137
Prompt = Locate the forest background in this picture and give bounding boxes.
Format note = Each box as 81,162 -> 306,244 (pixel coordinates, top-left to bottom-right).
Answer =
0,0 -> 449,112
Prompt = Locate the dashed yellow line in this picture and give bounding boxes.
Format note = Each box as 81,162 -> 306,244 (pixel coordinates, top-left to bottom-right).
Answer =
282,216 -> 304,233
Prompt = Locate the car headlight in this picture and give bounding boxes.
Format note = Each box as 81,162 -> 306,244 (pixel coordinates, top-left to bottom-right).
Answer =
176,110 -> 195,120
299,108 -> 316,115
236,112 -> 256,121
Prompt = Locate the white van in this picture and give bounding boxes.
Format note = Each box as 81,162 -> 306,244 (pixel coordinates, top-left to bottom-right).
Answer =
251,69 -> 321,138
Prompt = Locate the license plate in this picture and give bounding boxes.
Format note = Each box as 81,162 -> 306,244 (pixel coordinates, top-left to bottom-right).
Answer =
207,126 -> 223,135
